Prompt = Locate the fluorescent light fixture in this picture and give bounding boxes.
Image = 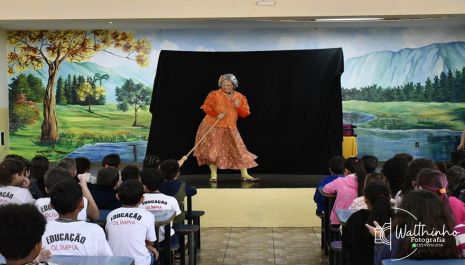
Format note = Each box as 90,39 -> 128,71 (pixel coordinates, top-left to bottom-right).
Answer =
315,17 -> 384,22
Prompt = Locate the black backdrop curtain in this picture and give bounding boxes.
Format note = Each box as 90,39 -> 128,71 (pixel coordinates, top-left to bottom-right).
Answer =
147,49 -> 343,175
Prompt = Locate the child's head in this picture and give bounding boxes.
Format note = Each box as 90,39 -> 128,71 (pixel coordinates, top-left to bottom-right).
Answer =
49,180 -> 84,215
57,158 -> 77,177
30,155 -> 49,180
343,156 -> 359,175
102,154 -> 121,168
143,154 -> 161,169
395,190 -> 457,259
415,168 -> 450,207
445,166 -> 465,197
141,168 -> 165,192
381,157 -> 409,196
364,172 -> 390,188
44,167 -> 74,192
117,180 -> 144,205
392,153 -> 413,162
364,182 -> 391,226
75,157 -> 91,175
0,204 -> 46,264
97,167 -> 120,188
361,155 -> 378,174
160,159 -> 180,180
328,156 -> 345,175
121,165 -> 140,182
0,159 -> 26,186
400,158 -> 436,194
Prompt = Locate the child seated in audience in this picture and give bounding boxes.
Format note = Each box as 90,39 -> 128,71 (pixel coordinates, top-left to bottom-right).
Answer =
314,156 -> 345,215
56,158 -> 78,178
121,164 -> 140,182
415,168 -> 465,225
446,166 -> 465,203
106,180 -> 159,265
0,159 -> 34,205
41,180 -> 112,256
342,182 -> 392,265
102,153 -> 121,168
322,158 -> 366,225
76,157 -> 96,184
349,173 -> 393,210
0,204 -> 47,265
90,167 -> 121,210
395,158 -> 436,205
34,167 -> 99,221
159,159 -> 197,225
140,168 -> 181,242
29,155 -> 49,199
361,155 -> 378,174
381,156 -> 409,197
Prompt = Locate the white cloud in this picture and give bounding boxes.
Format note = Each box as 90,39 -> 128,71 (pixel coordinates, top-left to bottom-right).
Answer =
196,46 -> 215,51
160,40 -> 179,50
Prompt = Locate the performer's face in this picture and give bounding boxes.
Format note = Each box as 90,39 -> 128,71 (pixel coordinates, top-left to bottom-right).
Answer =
220,80 -> 234,94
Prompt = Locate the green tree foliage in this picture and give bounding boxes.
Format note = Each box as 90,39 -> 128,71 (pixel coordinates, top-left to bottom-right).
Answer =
55,76 -> 67,105
341,68 -> 465,102
115,79 -> 152,126
9,74 -> 44,103
8,93 -> 40,132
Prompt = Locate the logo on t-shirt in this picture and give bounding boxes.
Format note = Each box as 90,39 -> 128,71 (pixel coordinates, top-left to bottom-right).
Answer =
0,191 -> 13,199
110,212 -> 143,225
45,233 -> 87,251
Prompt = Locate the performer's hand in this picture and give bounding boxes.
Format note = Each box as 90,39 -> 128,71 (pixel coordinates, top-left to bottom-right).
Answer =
233,99 -> 241,108
178,155 -> 188,167
458,143 -> 465,150
217,113 -> 225,119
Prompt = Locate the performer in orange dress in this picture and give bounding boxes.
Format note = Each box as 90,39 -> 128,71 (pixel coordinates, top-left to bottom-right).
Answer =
193,74 -> 258,182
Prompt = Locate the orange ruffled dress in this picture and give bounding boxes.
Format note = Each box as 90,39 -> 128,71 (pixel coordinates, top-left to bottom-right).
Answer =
193,89 -> 258,169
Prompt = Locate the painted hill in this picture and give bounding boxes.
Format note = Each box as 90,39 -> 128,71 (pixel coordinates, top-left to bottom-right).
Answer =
342,41 -> 465,88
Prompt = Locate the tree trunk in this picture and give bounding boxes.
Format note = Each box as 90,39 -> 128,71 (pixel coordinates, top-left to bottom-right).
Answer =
40,63 -> 60,142
133,106 -> 138,126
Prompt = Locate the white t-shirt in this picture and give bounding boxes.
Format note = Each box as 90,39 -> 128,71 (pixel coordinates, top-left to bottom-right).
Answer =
35,197 -> 88,221
106,207 -> 156,265
42,220 -> 113,256
139,192 -> 181,241
0,185 -> 35,205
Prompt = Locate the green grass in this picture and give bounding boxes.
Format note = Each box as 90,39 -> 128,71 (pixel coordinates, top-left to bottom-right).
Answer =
343,101 -> 465,130
9,104 -> 152,160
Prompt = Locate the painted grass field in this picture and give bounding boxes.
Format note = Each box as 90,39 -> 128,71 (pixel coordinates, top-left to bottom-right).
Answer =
9,104 -> 152,160
343,101 -> 465,130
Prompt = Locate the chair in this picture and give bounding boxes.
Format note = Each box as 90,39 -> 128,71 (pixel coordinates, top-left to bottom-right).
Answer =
330,241 -> 342,265
174,224 -> 200,265
185,196 -> 205,250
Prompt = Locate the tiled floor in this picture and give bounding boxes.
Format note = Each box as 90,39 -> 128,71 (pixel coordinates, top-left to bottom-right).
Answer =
188,227 -> 327,265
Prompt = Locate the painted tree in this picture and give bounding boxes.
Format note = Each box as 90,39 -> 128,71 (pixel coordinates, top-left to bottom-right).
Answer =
115,79 -> 152,126
7,30 -> 151,142
76,80 -> 105,112
93,73 -> 109,86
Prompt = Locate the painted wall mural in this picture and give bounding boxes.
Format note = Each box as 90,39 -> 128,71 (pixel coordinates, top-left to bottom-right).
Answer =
7,28 -> 465,162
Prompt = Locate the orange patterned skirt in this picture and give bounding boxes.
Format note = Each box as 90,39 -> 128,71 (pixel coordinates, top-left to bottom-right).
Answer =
193,120 -> 258,169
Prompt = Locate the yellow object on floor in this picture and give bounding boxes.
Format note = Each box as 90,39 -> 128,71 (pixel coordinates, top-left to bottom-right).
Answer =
342,136 -> 358,158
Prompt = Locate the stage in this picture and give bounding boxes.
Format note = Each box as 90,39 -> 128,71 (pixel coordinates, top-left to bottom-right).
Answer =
180,174 -> 323,228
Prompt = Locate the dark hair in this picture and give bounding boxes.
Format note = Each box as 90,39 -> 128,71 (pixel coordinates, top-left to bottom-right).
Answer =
141,168 -> 165,192
434,160 -> 449,174
381,157 -> 409,196
0,159 -> 25,186
56,158 -> 77,176
459,158 -> 465,169
44,167 -> 74,191
0,204 -> 46,261
102,154 -> 121,168
49,180 -> 83,215
328,156 -> 345,175
121,165 -> 140,182
5,155 -> 31,173
75,157 -> 91,175
400,158 -> 436,195
160,159 -> 180,180
117,180 -> 144,205
364,182 -> 392,227
30,156 -> 49,196
394,190 -> 458,259
365,173 -> 390,187
97,167 -> 120,188
393,153 -> 413,162
143,154 -> 161,169
354,159 -> 367,197
361,155 -> 378,174
415,168 -> 451,209
446,166 -> 465,197
344,157 -> 359,175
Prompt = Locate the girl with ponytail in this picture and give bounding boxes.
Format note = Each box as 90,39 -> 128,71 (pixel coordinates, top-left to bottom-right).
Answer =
415,168 -> 465,225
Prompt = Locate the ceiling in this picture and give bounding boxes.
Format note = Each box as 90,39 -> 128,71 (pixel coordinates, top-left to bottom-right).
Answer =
0,15 -> 465,30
